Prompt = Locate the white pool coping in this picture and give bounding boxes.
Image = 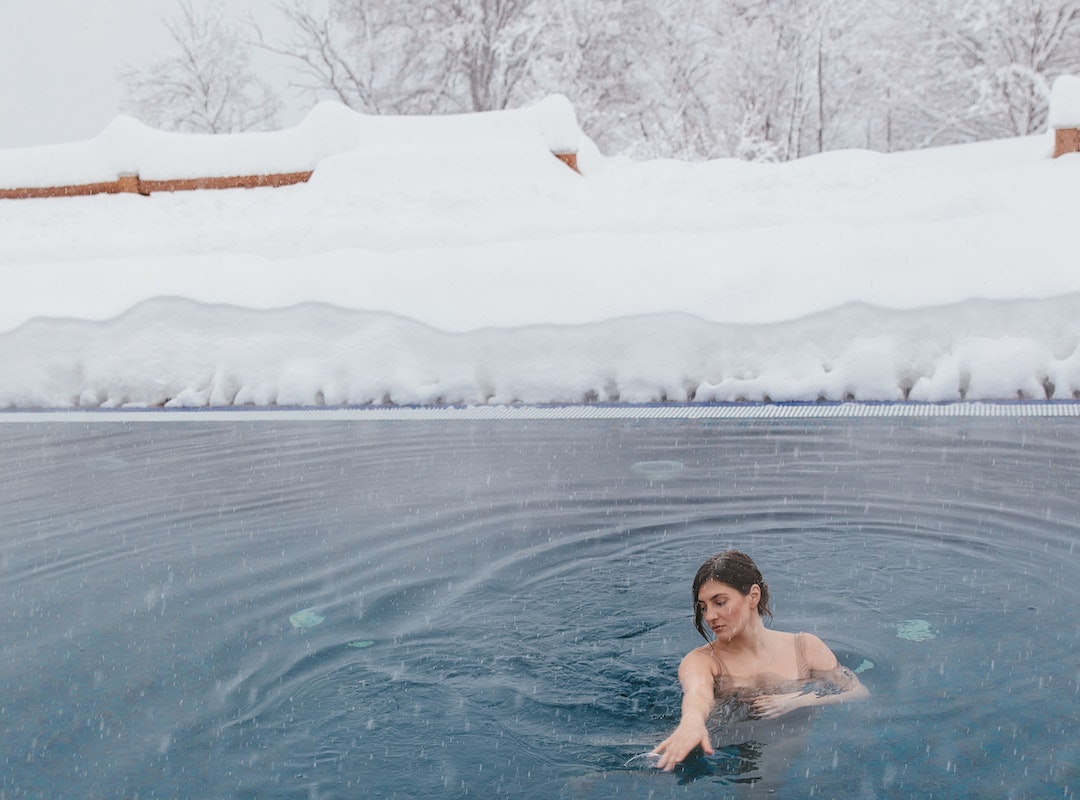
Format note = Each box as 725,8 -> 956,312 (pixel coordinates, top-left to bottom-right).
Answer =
1,401 -> 1079,423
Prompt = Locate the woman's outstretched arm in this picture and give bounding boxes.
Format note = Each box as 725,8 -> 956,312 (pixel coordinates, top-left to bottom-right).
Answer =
652,649 -> 716,771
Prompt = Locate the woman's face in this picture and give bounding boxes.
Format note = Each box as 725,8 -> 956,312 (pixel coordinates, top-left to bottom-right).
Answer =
696,578 -> 759,642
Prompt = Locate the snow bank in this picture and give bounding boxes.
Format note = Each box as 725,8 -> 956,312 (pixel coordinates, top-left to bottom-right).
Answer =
3,99 -> 1079,407
2,296 -> 1079,408
0,94 -> 581,187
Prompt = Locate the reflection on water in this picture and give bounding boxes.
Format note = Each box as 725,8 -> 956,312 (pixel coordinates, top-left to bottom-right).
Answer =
0,415 -> 1078,799
895,618 -> 937,641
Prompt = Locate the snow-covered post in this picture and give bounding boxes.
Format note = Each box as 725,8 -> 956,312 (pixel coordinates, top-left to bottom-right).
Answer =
1050,76 -> 1080,158
530,95 -> 581,174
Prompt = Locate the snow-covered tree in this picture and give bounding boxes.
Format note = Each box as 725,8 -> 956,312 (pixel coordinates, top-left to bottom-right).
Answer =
628,0 -> 727,159
549,0 -> 729,160
238,0 -> 1080,159
435,0 -> 558,111
553,0 -> 890,162
120,0 -> 281,133
893,0 -> 1080,146
542,0 -> 654,155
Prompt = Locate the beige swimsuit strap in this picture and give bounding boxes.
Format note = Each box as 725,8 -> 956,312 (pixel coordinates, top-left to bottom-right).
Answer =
705,641 -> 724,671
794,632 -> 810,678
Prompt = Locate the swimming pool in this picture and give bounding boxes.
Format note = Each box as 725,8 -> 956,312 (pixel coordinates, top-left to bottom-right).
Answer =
1,407 -> 1077,798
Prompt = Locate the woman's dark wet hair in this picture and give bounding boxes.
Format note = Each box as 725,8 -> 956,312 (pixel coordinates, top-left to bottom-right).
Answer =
692,550 -> 772,640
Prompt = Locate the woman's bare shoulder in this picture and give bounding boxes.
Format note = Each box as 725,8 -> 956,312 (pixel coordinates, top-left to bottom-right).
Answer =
679,644 -> 718,675
796,631 -> 840,670
680,644 -> 715,665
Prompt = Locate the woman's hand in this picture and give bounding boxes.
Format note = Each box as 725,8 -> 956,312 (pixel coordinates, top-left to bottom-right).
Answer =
651,717 -> 714,771
750,662 -> 871,718
750,690 -> 809,719
652,649 -> 717,771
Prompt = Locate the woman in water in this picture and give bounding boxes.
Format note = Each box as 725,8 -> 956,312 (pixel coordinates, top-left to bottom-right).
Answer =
652,550 -> 868,771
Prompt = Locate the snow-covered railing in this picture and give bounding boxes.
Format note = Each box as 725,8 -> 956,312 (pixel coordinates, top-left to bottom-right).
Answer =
1051,76 -> 1080,158
0,169 -> 316,199
0,96 -> 581,199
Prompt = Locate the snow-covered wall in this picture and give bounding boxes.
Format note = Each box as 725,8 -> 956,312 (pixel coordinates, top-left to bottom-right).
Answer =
0,95 -> 582,188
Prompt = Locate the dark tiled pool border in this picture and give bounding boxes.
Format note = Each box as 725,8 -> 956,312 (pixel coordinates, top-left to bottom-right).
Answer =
2,401 -> 1080,422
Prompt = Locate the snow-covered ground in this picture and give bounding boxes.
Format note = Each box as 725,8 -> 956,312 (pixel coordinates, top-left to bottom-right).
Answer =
3,96 -> 1080,408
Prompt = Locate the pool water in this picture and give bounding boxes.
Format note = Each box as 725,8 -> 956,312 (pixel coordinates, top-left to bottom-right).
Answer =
0,414 -> 1077,799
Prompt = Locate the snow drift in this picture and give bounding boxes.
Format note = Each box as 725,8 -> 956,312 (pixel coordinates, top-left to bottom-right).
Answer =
3,295 -> 1080,409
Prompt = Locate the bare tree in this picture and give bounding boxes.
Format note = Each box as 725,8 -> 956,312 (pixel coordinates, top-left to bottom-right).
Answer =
253,0 -> 433,113
257,0 -> 558,115
121,0 -> 281,133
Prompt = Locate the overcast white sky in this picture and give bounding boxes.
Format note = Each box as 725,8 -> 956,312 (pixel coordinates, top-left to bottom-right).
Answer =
0,0 -> 287,148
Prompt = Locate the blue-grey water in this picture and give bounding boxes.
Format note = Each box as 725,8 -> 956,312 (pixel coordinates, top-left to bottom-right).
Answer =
0,415 -> 1077,799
